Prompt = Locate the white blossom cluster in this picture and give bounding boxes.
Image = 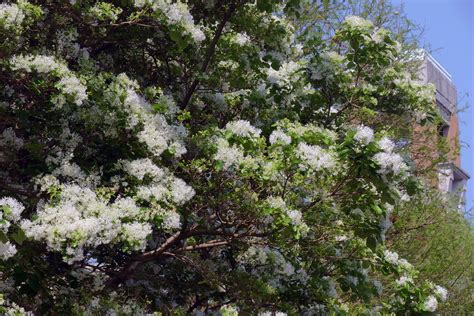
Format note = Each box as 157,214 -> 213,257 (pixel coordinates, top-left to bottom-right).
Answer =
354,125 -> 374,145
214,138 -> 245,170
420,284 -> 448,312
46,154 -> 99,190
20,185 -> 153,263
371,28 -> 389,44
395,275 -> 412,286
267,61 -> 303,87
296,142 -> 336,171
161,210 -> 181,230
225,120 -> 261,138
170,178 -> 195,206
423,295 -> 438,312
0,2 -> 25,30
119,158 -> 194,229
10,55 -> 87,106
0,197 -> 24,234
133,0 -> 205,42
378,137 -> 395,152
0,295 -> 27,314
383,250 -> 412,270
269,129 -> 292,145
39,124 -> 102,189
121,158 -> 165,181
157,93 -> 179,118
373,137 -> 408,176
123,88 -> 187,157
344,15 -> 374,29
266,196 -> 304,227
120,158 -> 196,204
434,285 -> 448,302
233,32 -> 250,46
0,241 -> 17,261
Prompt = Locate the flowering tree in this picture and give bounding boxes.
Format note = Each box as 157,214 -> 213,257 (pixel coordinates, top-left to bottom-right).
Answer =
0,1 -> 449,314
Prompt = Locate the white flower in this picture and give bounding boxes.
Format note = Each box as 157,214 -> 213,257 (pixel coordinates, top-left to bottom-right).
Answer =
113,198 -> 141,218
378,137 -> 395,152
267,196 -> 287,210
397,258 -> 412,270
0,197 -> 24,222
121,222 -> 152,250
135,0 -> 205,43
354,125 -> 374,145
395,275 -> 412,286
0,3 -> 25,30
57,75 -> 87,105
119,87 -> 188,157
214,138 -> 245,169
234,32 -> 250,46
136,122 -> 169,155
189,28 -> 205,42
434,285 -> 448,302
136,184 -> 168,201
0,241 -> 17,260
383,250 -> 399,265
170,178 -> 195,205
35,174 -> 60,192
225,120 -> 261,138
423,295 -> 438,312
269,129 -> 291,145
10,55 -> 87,107
373,152 -> 408,175
286,209 -> 302,226
267,197 -> 304,227
121,158 -> 165,181
20,184 -> 154,262
296,142 -> 336,171
162,211 -> 181,230
267,61 -> 302,86
344,16 -> 373,29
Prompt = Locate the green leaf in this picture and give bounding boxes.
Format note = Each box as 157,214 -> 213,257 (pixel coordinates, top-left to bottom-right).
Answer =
11,230 -> 27,245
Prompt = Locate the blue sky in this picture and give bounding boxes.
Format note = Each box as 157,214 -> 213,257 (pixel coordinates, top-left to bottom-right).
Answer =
399,0 -> 474,214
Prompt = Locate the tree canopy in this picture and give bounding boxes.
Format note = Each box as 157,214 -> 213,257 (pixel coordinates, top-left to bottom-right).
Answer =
0,1 -> 469,314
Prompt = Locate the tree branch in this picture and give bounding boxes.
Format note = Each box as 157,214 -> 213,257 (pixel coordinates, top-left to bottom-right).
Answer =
0,182 -> 36,198
104,227 -> 261,289
180,1 -> 239,109
104,230 -> 185,288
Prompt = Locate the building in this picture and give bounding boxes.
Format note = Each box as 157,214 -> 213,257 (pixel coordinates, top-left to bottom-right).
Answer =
417,53 -> 470,209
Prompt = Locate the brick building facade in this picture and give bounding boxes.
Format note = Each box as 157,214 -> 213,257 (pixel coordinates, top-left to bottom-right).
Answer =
417,53 -> 469,209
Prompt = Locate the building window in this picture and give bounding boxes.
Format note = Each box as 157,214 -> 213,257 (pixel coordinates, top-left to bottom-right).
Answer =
438,124 -> 449,138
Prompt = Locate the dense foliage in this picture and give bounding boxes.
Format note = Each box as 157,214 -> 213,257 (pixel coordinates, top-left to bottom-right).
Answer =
388,191 -> 474,314
0,0 -> 467,314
